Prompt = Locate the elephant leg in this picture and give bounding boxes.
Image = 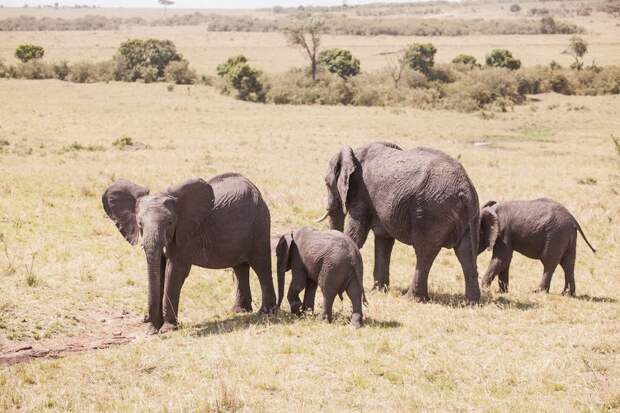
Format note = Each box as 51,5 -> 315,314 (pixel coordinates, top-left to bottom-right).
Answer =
232,263 -> 253,313
319,290 -> 337,323
161,261 -> 191,333
250,255 -> 277,314
287,251 -> 307,316
345,277 -> 364,329
302,278 -> 318,313
534,260 -> 560,294
373,236 -> 395,291
560,240 -> 576,296
498,267 -> 510,293
406,245 -> 440,303
454,230 -> 481,304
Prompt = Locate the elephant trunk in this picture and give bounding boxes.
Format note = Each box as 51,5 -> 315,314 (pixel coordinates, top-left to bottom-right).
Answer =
328,210 -> 345,232
143,230 -> 165,328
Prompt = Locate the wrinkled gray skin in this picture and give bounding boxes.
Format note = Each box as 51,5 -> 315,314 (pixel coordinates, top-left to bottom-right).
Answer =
275,228 -> 367,328
479,198 -> 596,296
102,173 -> 278,335
318,142 -> 481,303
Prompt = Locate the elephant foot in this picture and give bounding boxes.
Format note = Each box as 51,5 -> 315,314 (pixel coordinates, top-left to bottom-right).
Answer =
372,282 -> 389,293
480,281 -> 492,290
159,322 -> 178,335
407,290 -> 429,303
533,287 -> 550,294
290,303 -> 302,316
145,324 -> 160,336
561,289 -> 575,297
350,313 -> 363,329
231,302 -> 253,313
317,313 -> 332,323
258,305 -> 277,315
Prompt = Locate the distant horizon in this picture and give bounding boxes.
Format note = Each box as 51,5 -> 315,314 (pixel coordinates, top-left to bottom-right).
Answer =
0,0 -> 441,9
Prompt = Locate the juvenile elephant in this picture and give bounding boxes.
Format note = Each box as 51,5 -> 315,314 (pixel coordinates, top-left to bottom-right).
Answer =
479,198 -> 596,295
275,228 -> 367,328
317,142 -> 481,303
102,173 -> 279,334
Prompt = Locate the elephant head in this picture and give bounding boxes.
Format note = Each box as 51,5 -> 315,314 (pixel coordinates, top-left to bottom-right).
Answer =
316,146 -> 358,232
275,231 -> 294,308
479,200 -> 499,254
102,178 -> 214,328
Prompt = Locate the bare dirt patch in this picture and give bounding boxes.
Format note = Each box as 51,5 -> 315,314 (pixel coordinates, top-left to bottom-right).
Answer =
0,313 -> 144,366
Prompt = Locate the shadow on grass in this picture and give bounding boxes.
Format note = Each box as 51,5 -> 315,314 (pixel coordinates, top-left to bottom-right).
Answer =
573,294 -> 617,303
394,288 -> 539,310
190,312 -> 298,337
189,311 -> 402,336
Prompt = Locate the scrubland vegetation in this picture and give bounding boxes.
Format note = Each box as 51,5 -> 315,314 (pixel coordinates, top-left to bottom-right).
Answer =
0,1 -> 619,411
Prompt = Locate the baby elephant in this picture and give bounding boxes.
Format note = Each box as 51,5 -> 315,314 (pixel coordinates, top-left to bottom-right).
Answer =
275,228 -> 367,328
479,198 -> 596,295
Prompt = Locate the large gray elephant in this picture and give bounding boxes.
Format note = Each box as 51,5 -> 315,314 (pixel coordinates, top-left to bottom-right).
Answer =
479,198 -> 596,295
317,142 -> 481,303
102,173 -> 279,334
275,228 -> 367,328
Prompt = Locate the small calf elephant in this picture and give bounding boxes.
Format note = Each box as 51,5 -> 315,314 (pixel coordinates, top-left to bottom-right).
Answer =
479,198 -> 596,295
275,228 -> 367,328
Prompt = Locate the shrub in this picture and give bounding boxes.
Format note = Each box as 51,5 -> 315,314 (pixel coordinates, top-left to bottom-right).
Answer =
510,4 -> 521,12
164,60 -> 197,84
216,55 -> 265,102
15,44 -> 44,63
113,38 -> 182,82
68,61 -> 114,83
403,43 -> 437,77
52,60 -> 70,80
452,54 -> 478,68
14,60 -> 54,79
318,48 -> 361,80
563,36 -> 588,70
0,59 -> 10,78
485,49 -> 521,70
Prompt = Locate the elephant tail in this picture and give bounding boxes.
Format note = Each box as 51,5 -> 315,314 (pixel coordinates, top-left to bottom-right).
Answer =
277,269 -> 285,308
574,220 -> 596,253
353,250 -> 368,306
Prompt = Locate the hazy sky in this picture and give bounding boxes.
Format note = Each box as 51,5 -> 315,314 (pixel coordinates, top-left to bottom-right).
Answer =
1,0 -> 420,8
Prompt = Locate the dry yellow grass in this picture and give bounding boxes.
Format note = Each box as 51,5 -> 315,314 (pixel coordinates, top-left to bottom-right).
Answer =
0,78 -> 618,411
0,2 -> 620,410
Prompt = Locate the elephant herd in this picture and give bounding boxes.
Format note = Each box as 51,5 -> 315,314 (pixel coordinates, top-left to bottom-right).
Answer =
102,142 -> 595,332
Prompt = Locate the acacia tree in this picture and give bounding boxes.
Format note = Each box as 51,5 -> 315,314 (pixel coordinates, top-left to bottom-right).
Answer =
563,36 -> 588,70
283,17 -> 324,81
158,0 -> 174,15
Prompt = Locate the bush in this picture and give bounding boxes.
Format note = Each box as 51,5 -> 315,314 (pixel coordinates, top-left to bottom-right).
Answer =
403,43 -> 437,77
510,4 -> 521,12
113,38 -> 182,82
14,60 -> 54,79
0,59 -> 10,78
452,54 -> 478,68
164,60 -> 197,84
318,48 -> 361,80
217,55 -> 265,102
68,61 -> 113,83
485,49 -> 521,70
52,60 -> 70,80
15,44 -> 44,63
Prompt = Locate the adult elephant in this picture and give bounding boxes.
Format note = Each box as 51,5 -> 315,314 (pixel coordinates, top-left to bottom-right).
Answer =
317,142 -> 481,303
102,173 -> 278,334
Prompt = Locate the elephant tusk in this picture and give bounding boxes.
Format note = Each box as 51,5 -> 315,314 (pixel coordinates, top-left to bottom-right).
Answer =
315,210 -> 330,223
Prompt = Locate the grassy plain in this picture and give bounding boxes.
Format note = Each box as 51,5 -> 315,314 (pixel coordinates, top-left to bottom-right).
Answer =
0,2 -> 620,412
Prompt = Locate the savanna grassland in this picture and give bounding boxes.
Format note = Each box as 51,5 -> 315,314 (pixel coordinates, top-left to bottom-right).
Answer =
1,1 -> 620,412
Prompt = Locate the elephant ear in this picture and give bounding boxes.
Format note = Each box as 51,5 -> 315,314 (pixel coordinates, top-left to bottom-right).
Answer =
276,232 -> 294,275
480,204 -> 499,251
326,146 -> 357,215
102,179 -> 150,245
166,178 -> 215,247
